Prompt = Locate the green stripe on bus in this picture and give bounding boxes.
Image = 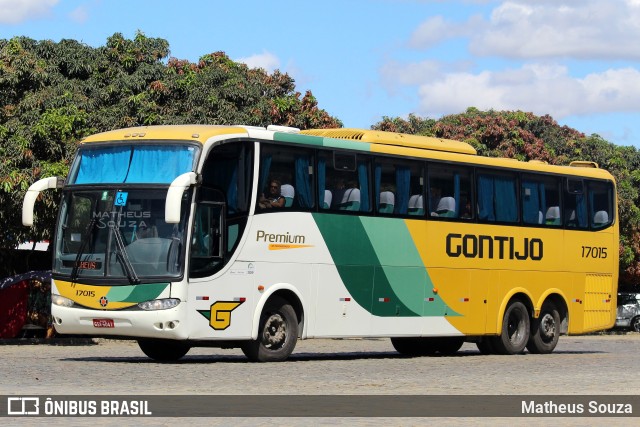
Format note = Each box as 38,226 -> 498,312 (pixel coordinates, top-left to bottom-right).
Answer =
274,132 -> 325,146
313,214 -> 455,317
274,132 -> 371,152
106,283 -> 169,302
321,138 -> 371,152
359,217 -> 455,317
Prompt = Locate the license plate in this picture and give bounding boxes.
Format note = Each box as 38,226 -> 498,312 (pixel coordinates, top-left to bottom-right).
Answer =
93,318 -> 114,328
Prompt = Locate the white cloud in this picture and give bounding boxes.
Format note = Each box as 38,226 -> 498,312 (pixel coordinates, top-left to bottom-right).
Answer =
414,64 -> 640,118
235,51 -> 281,73
385,0 -> 640,122
0,0 -> 58,24
408,14 -> 484,49
409,0 -> 640,59
381,59 -> 443,93
69,5 -> 89,24
471,0 -> 640,59
409,15 -> 457,48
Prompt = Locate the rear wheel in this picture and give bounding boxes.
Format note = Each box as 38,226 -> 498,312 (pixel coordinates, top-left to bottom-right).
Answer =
137,339 -> 190,362
526,301 -> 560,354
241,296 -> 298,362
631,316 -> 640,332
491,300 -> 530,355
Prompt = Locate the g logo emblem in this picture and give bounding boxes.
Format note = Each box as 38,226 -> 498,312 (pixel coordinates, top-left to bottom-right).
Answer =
198,301 -> 244,331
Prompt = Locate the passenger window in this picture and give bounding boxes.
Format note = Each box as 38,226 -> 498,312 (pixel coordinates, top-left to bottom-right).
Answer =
521,175 -> 561,226
588,180 -> 613,229
319,151 -> 371,212
564,178 -> 587,228
374,158 -> 424,216
477,171 -> 517,223
429,165 -> 473,219
258,145 -> 314,211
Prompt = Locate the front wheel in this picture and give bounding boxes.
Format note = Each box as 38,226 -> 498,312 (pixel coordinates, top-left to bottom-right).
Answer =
241,296 -> 298,362
631,316 -> 640,333
137,339 -> 190,362
433,337 -> 464,355
526,302 -> 560,354
491,300 -> 530,355
390,337 -> 427,356
391,337 -> 463,356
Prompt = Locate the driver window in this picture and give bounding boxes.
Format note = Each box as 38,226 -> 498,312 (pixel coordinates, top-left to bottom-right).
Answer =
189,187 -> 225,278
191,204 -> 220,257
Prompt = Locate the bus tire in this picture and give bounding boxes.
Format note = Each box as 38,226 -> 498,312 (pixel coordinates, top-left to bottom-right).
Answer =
391,337 -> 422,356
241,296 -> 298,362
491,300 -> 530,355
137,339 -> 190,362
433,337 -> 464,355
526,301 -> 560,354
476,338 -> 495,354
391,337 -> 439,357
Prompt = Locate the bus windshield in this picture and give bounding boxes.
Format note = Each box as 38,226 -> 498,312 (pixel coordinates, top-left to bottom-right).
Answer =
53,188 -> 191,281
69,144 -> 198,185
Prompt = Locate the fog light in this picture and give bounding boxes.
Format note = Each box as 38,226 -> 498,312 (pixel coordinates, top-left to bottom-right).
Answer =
138,298 -> 180,311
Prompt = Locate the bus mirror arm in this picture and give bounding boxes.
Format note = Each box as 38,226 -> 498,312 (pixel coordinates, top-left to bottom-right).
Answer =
22,176 -> 62,226
166,172 -> 198,224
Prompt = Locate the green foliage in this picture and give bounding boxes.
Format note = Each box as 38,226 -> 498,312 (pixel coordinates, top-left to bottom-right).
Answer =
372,109 -> 640,290
372,113 -> 436,135
0,33 -> 340,275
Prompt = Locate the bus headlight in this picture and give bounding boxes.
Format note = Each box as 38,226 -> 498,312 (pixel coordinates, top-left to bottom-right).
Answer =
138,298 -> 181,311
52,294 -> 75,307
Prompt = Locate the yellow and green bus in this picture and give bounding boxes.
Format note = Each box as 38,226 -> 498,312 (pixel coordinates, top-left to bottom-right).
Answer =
23,124 -> 618,361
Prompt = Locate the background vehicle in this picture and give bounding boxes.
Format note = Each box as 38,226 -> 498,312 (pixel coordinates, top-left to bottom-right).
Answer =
22,125 -> 619,361
615,292 -> 640,331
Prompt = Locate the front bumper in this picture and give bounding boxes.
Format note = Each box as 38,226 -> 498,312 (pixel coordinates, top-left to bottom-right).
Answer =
51,303 -> 188,340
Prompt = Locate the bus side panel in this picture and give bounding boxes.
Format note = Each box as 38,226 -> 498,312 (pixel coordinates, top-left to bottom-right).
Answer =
187,261 -> 257,340
240,212 -> 376,338
583,273 -> 615,331
313,214 -> 461,337
568,272 -> 615,334
418,221 -> 566,336
310,264 -> 373,337
564,228 -> 617,333
426,268 -> 488,335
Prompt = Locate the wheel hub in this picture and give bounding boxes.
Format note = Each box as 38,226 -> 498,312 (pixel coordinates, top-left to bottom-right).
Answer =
540,313 -> 556,339
262,313 -> 286,349
507,313 -> 526,345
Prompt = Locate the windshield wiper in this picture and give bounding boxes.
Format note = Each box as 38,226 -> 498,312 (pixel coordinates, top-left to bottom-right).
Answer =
71,217 -> 97,282
110,222 -> 140,284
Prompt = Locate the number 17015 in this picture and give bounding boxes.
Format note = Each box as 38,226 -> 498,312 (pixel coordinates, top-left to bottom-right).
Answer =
581,246 -> 607,259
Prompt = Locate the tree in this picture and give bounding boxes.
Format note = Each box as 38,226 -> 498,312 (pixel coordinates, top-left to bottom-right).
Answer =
373,113 -> 435,135
0,32 -> 340,276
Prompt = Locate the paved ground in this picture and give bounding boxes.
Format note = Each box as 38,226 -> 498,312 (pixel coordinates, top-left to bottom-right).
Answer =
1,333 -> 638,425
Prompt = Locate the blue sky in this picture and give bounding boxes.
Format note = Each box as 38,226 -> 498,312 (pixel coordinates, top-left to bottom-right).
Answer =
2,0 -> 640,148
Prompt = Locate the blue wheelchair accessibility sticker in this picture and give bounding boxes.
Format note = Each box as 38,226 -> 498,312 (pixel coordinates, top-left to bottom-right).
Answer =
115,191 -> 128,206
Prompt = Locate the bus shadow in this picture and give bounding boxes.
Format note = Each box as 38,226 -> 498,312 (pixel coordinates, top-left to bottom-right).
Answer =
62,351 -> 399,364
61,348 -> 606,364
